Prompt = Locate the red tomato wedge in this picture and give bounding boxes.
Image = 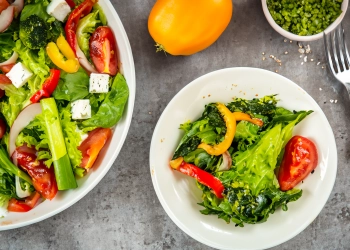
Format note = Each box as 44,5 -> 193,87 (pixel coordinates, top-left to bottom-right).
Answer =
0,74 -> 12,91
278,136 -> 318,191
78,128 -> 112,169
13,145 -> 58,200
0,63 -> 15,73
89,26 -> 118,75
8,192 -> 41,212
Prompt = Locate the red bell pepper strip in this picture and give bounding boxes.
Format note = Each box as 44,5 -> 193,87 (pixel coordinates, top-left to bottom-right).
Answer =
30,69 -> 60,103
65,0 -> 75,9
170,159 -> 225,199
65,0 -> 96,55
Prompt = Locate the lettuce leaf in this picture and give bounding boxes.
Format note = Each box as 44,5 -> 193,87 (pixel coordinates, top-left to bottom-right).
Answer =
0,20 -> 19,64
53,68 -> 90,102
82,73 -> 129,128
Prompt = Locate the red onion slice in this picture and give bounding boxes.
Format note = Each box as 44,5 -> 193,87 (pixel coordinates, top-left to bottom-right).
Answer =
9,103 -> 42,156
11,0 -> 24,17
0,51 -> 18,66
75,38 -> 97,74
218,151 -> 232,171
0,6 -> 15,33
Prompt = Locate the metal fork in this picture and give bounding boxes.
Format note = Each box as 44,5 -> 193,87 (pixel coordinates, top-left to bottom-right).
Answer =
323,24 -> 350,94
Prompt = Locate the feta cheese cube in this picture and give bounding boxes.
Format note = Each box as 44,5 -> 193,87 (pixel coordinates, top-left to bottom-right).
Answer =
6,62 -> 33,88
47,0 -> 71,22
71,99 -> 91,120
89,73 -> 110,93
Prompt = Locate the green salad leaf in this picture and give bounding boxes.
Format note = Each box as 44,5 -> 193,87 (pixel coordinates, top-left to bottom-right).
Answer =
0,20 -> 19,64
82,73 -> 129,128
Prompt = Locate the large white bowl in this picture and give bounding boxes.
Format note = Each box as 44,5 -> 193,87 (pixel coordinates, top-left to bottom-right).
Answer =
150,68 -> 337,249
0,0 -> 135,230
262,0 -> 349,41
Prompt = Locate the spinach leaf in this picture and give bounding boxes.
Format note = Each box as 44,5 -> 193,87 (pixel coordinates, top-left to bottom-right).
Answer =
53,68 -> 90,102
82,73 -> 129,128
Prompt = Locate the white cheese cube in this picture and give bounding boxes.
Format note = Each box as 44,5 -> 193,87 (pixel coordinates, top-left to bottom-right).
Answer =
47,0 -> 71,22
71,99 -> 91,120
89,73 -> 110,93
6,62 -> 33,88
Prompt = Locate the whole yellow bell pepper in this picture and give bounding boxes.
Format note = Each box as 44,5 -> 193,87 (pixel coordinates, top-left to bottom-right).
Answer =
198,103 -> 236,156
46,34 -> 79,73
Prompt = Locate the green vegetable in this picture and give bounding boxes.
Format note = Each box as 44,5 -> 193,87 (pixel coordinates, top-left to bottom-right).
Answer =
19,15 -> 49,49
53,68 -> 90,102
0,85 -> 30,127
82,73 -> 129,128
93,4 -> 107,26
267,0 -> 343,36
40,98 -> 77,190
76,11 -> 100,62
0,20 -> 19,64
0,145 -> 32,185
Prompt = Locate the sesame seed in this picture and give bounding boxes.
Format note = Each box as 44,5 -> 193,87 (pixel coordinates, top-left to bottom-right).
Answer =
322,66 -> 325,69
290,40 -> 293,43
335,100 -> 338,103
284,51 -> 288,55
300,55 -> 303,58
304,56 -> 308,62
284,39 -> 287,42
301,62 -> 304,65
275,70 -> 278,73
262,57 -> 266,61
330,99 -> 334,103
149,111 -> 152,114
319,88 -> 322,91
298,48 -> 305,54
262,52 -> 265,55
317,62 -> 321,65
269,55 -> 275,59
310,59 -> 314,62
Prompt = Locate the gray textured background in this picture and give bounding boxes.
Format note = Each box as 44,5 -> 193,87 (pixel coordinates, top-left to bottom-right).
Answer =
1,1 -> 350,249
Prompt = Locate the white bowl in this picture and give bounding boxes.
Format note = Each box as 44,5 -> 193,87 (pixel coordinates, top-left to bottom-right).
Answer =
0,0 -> 135,230
262,0 -> 349,41
150,67 -> 337,249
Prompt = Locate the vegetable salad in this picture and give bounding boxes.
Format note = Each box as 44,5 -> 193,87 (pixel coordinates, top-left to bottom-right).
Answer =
0,0 -> 128,215
170,96 -> 315,227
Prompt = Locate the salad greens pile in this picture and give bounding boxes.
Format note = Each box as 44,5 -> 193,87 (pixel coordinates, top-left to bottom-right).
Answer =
0,0 -> 129,213
172,96 -> 312,227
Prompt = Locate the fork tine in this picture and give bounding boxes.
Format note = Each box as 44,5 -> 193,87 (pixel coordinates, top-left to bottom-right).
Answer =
335,25 -> 346,71
331,29 -> 341,73
324,32 -> 337,76
340,23 -> 350,69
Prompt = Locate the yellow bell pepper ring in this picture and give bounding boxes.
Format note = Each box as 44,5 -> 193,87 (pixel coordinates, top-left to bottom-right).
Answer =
232,112 -> 264,127
198,103 -> 236,156
46,35 -> 79,73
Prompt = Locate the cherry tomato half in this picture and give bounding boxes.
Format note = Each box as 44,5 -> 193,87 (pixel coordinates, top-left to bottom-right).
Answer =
278,136 -> 318,191
89,26 -> 118,76
78,128 -> 112,169
13,145 -> 58,200
7,192 -> 41,212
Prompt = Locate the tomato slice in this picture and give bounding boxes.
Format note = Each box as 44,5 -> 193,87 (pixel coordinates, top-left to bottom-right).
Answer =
14,145 -> 58,200
89,26 -> 118,75
7,192 -> 41,212
0,74 -> 11,83
78,128 -> 112,169
0,63 -> 15,73
278,136 -> 318,191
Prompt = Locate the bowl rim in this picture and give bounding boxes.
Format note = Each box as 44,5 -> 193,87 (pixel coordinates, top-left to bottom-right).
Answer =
261,0 -> 349,41
0,0 -> 136,231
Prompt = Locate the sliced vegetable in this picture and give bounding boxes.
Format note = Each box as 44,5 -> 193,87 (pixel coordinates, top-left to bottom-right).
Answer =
0,52 -> 18,67
0,6 -> 14,33
46,35 -> 79,73
170,159 -> 225,198
15,176 -> 31,198
0,74 -> 11,89
14,145 -> 58,200
0,63 -> 15,73
232,112 -> 263,127
278,136 -> 318,191
65,0 -> 76,8
78,127 -> 111,169
0,0 -> 10,13
11,0 -> 24,17
7,191 -> 40,212
9,103 -> 42,156
89,26 -> 118,75
217,151 -> 231,171
198,103 -> 236,156
30,69 -> 61,103
40,98 -> 77,190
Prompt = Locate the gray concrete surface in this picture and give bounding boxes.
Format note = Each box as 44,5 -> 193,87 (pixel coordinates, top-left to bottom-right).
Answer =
1,1 -> 350,249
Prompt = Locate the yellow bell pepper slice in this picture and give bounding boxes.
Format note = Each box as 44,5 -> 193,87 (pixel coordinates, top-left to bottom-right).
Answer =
46,35 -> 79,73
198,103 -> 236,156
169,157 -> 184,169
232,112 -> 264,127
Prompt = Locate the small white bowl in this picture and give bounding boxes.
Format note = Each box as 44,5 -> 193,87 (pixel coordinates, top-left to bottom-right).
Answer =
262,0 -> 349,41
